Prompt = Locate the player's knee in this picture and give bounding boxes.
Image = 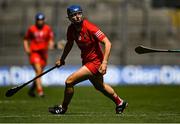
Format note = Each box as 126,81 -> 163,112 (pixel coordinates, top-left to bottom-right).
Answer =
65,76 -> 75,87
65,76 -> 73,83
65,83 -> 74,88
35,69 -> 43,75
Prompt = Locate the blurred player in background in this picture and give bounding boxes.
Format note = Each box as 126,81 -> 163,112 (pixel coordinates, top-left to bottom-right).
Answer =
49,5 -> 128,114
23,12 -> 54,97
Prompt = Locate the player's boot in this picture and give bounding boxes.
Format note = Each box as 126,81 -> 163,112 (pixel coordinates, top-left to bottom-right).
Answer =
116,101 -> 128,114
48,105 -> 67,114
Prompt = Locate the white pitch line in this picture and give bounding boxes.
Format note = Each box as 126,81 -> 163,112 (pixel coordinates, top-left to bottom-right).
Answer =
0,115 -> 28,118
0,113 -> 179,118
0,100 -> 29,104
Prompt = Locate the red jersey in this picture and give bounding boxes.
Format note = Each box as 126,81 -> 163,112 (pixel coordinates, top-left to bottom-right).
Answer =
67,19 -> 106,63
24,24 -> 54,51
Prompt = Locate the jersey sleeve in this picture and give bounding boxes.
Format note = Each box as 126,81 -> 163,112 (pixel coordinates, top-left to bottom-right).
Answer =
86,21 -> 106,41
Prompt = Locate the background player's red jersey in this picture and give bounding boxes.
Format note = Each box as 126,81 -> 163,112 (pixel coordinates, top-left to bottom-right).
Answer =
24,24 -> 54,51
67,19 -> 106,64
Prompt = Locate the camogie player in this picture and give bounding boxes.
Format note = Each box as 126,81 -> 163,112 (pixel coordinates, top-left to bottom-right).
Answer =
49,5 -> 128,114
23,12 -> 54,97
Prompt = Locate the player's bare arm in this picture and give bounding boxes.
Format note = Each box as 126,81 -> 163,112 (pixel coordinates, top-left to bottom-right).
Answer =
48,40 -> 55,50
23,39 -> 30,55
98,37 -> 112,75
56,40 -> 74,67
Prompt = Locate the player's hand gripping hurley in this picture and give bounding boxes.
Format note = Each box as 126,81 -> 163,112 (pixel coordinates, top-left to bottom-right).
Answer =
5,65 -> 60,97
135,45 -> 180,54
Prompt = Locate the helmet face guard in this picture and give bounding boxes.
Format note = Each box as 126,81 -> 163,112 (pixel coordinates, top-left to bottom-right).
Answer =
67,5 -> 82,17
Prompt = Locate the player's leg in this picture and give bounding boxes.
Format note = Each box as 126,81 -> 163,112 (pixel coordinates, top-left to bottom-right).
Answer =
31,51 -> 47,97
62,65 -> 92,109
32,63 -> 45,97
49,65 -> 92,114
89,73 -> 122,105
28,52 -> 38,97
89,73 -> 127,114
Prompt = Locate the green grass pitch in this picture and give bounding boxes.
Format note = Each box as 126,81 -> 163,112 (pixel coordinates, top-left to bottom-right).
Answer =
0,85 -> 180,123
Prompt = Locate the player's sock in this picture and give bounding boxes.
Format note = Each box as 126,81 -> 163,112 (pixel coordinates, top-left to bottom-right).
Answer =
114,95 -> 123,106
62,103 -> 68,111
37,88 -> 44,96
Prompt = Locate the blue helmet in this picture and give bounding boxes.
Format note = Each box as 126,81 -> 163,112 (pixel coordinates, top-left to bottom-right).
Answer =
35,12 -> 45,20
67,5 -> 82,17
